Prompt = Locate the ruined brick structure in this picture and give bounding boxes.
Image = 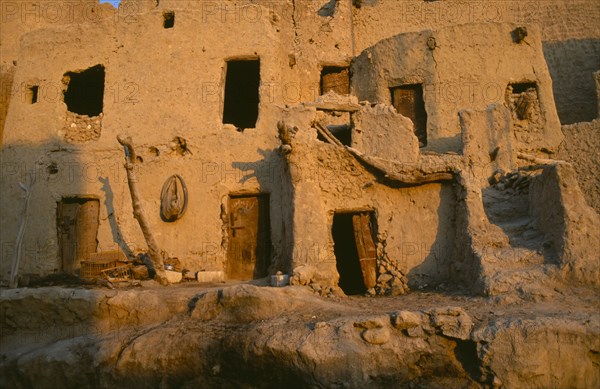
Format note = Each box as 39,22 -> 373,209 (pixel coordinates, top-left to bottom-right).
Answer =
1,0 -> 598,296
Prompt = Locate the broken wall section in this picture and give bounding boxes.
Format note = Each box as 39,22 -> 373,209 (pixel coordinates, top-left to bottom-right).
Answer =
351,104 -> 419,164
278,104 -> 458,295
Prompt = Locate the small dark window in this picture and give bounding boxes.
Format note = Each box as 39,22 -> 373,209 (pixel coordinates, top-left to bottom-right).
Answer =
63,65 -> 105,116
163,11 -> 174,28
320,66 -> 349,95
223,59 -> 260,129
391,84 -> 427,147
28,85 -> 39,104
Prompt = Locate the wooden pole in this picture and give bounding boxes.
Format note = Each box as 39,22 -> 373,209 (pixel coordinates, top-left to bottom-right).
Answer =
9,175 -> 34,288
117,135 -> 168,285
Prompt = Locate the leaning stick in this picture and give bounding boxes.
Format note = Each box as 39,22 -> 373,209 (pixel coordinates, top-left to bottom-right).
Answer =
117,135 -> 168,285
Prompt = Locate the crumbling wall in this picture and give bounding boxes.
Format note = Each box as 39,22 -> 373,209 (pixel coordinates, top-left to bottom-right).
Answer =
281,113 -> 458,293
352,23 -> 562,154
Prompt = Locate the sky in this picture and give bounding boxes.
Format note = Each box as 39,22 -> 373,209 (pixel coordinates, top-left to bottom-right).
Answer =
99,0 -> 121,7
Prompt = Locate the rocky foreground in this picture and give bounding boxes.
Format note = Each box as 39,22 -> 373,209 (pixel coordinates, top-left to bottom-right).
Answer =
1,283 -> 599,388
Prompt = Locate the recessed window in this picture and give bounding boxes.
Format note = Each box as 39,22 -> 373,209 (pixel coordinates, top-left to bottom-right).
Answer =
63,65 -> 105,117
223,59 -> 260,129
27,85 -> 39,104
320,66 -> 349,95
163,11 -> 175,28
507,82 -> 539,121
391,84 -> 427,147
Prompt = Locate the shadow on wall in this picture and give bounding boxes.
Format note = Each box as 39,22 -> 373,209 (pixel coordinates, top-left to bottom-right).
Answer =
543,38 -> 600,124
406,183 -> 458,291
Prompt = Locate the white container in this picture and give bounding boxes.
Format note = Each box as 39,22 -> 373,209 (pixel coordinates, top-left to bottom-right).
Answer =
164,270 -> 182,284
196,271 -> 225,283
271,274 -> 289,287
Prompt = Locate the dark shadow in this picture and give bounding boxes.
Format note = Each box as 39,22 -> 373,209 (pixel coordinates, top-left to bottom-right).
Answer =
454,339 -> 481,383
318,0 -> 337,17
98,176 -> 134,258
543,39 -> 600,124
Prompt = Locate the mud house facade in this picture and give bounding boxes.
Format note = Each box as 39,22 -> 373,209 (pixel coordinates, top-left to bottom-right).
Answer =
1,0 -> 599,293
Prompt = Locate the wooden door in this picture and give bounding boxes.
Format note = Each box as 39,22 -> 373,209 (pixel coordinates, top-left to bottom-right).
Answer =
57,199 -> 99,274
352,213 -> 377,289
227,195 -> 270,280
391,85 -> 427,145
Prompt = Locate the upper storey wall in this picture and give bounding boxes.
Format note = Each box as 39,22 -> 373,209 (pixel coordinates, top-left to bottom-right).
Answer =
352,0 -> 600,123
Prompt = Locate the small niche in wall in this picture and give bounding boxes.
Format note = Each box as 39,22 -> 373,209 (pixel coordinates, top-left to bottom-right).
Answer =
320,66 -> 350,95
390,84 -> 428,147
27,85 -> 39,104
163,11 -> 175,28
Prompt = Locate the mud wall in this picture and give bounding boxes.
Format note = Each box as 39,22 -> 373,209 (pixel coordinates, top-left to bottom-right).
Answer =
0,0 -> 119,143
0,7 -> 299,279
351,23 -> 562,153
555,119 -> 600,215
352,0 -> 600,124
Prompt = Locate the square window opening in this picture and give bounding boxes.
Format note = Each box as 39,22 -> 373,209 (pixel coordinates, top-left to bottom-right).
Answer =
163,11 -> 175,28
223,59 -> 260,130
391,84 -> 427,147
320,66 -> 349,95
63,65 -> 105,117
507,82 -> 539,121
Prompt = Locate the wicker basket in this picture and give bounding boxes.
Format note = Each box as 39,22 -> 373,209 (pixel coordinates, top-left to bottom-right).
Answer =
80,258 -> 117,279
101,266 -> 131,282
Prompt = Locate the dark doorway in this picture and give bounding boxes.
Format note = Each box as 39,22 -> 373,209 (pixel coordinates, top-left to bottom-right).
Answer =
320,66 -> 350,95
332,212 -> 377,295
57,198 -> 99,274
223,59 -> 260,129
391,84 -> 427,147
226,194 -> 270,280
63,64 -> 105,116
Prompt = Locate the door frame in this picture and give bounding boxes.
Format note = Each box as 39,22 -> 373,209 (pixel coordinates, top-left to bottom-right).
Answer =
224,192 -> 271,280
